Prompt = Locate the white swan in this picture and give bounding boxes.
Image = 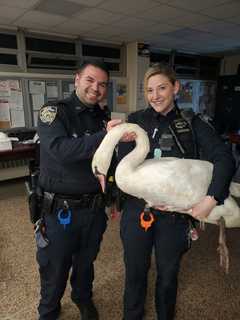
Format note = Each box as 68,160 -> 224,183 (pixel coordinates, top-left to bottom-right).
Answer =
92,123 -> 240,228
92,123 -> 240,272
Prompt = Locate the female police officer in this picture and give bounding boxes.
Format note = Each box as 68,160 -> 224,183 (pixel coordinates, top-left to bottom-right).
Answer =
118,63 -> 235,320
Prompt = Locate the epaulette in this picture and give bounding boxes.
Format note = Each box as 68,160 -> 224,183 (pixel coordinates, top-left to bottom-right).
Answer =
128,109 -> 145,119
178,108 -> 199,158
128,108 -> 150,126
197,113 -> 215,130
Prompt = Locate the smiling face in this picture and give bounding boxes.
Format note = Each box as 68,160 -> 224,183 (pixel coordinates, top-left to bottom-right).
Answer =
146,73 -> 180,115
75,65 -> 109,106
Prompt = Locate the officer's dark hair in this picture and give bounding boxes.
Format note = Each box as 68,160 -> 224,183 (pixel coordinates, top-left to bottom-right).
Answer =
76,60 -> 110,79
144,62 -> 177,101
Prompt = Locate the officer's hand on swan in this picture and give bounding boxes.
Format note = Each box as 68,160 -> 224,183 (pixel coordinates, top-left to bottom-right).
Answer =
106,119 -> 123,131
188,195 -> 217,220
121,132 -> 137,142
106,120 -> 137,142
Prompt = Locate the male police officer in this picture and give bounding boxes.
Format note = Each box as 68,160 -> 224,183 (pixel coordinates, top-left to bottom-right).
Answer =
37,61 -> 121,320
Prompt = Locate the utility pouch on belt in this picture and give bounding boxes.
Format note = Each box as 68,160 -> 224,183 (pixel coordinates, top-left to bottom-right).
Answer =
34,219 -> 49,248
25,171 -> 43,224
41,192 -> 55,216
91,193 -> 106,210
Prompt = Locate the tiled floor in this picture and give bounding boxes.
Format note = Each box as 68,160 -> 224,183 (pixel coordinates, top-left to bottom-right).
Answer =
1,179 -> 240,320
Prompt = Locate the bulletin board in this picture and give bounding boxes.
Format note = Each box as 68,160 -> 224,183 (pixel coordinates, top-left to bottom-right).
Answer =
29,79 -> 74,126
29,79 -> 60,126
0,79 -> 25,129
62,80 -> 75,99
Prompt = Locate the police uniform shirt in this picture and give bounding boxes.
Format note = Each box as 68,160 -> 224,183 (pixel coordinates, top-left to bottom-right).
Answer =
38,91 -> 108,195
118,106 -> 235,204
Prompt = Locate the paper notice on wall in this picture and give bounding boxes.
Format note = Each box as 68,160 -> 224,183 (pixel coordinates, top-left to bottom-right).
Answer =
0,80 -> 11,98
32,94 -> 45,110
10,109 -> 25,127
46,82 -> 58,98
62,81 -> 74,98
29,80 -> 45,94
9,90 -> 23,109
33,111 -> 39,127
137,80 -> 146,110
0,101 -> 11,121
9,79 -> 20,90
69,83 -> 74,92
63,92 -> 71,99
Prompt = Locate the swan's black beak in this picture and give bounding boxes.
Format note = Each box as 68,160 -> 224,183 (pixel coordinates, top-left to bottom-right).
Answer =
94,166 -> 106,193
97,174 -> 106,193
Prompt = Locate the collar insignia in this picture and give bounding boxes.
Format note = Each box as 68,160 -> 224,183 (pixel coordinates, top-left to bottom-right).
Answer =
174,119 -> 187,129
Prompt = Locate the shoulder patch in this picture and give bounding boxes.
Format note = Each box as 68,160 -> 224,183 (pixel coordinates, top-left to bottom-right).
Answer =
39,106 -> 57,125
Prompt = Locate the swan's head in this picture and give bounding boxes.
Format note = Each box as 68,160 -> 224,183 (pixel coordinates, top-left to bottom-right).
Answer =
92,145 -> 112,193
93,165 -> 106,193
92,122 -> 149,193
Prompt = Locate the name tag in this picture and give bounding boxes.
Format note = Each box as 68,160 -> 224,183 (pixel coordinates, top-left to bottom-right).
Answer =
159,133 -> 174,151
154,148 -> 162,159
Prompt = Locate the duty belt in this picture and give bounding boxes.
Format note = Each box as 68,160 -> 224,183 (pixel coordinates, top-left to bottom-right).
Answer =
54,193 -> 105,210
151,208 -> 190,220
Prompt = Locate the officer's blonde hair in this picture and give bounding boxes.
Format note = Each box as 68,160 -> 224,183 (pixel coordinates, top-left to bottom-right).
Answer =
144,63 -> 177,102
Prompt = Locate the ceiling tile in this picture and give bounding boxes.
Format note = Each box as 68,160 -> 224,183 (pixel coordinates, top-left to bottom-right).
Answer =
54,19 -> 102,35
116,29 -> 156,39
163,0 -> 231,12
0,0 -> 239,54
66,0 -> 104,6
73,8 -> 125,24
136,4 -> 186,22
13,20 -> 54,31
14,10 -> 68,27
168,12 -> 215,27
150,23 -> 182,34
162,27 -> 212,40
0,6 -> 26,20
0,18 -> 18,26
0,0 -> 39,9
34,0 -> 87,18
99,0 -> 158,15
147,34 -> 189,46
197,20 -> 240,37
200,2 -> 240,18
225,15 -> 240,24
111,17 -> 156,31
84,25 -> 126,37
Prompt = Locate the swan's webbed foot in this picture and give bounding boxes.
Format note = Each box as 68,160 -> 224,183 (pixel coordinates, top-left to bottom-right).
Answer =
217,216 -> 229,274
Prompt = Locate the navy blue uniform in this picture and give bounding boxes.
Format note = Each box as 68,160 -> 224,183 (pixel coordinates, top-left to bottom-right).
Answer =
119,106 -> 235,320
37,91 -> 109,320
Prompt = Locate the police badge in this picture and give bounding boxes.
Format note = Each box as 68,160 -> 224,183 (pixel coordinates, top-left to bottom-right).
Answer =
39,106 -> 57,125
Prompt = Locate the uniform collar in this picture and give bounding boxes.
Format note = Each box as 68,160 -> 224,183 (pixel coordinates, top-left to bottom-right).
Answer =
71,91 -> 100,114
148,105 -> 177,121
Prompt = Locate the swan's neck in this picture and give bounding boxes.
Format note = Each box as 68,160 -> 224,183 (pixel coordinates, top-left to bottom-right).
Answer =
92,123 -> 149,178
116,124 -> 149,178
